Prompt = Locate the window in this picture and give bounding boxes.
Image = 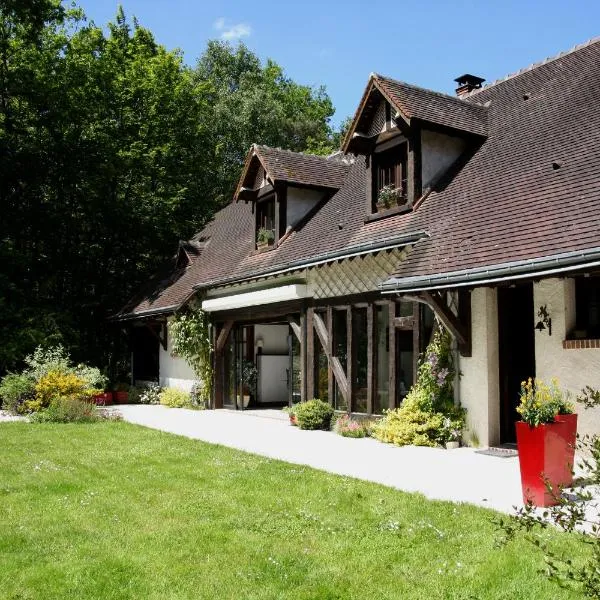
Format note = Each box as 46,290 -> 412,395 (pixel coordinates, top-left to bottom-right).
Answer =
374,304 -> 389,414
332,309 -> 348,411
256,196 -> 275,248
575,277 -> 600,338
352,308 -> 368,413
373,144 -> 408,213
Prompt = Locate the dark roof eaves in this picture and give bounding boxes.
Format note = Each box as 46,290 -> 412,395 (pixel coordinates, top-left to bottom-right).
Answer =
381,246 -> 600,293
193,231 -> 428,291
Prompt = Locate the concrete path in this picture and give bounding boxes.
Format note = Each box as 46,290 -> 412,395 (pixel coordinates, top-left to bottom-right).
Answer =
117,404 -> 524,514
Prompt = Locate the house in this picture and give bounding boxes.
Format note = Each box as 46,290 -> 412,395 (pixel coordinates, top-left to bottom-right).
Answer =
115,38 -> 600,447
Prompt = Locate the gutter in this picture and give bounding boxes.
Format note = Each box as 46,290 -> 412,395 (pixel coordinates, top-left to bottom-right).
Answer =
110,304 -> 179,322
380,246 -> 600,293
193,231 -> 427,291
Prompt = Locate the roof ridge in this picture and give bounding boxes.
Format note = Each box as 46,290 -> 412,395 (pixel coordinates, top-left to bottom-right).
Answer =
374,73 -> 487,108
466,36 -> 600,97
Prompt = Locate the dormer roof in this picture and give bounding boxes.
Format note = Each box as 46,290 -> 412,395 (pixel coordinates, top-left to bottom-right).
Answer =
343,73 -> 488,153
234,144 -> 350,201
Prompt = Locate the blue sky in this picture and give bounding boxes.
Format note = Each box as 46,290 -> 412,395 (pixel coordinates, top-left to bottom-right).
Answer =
76,0 -> 600,128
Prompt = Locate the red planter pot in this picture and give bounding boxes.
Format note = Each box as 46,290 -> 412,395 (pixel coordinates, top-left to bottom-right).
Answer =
516,414 -> 578,507
289,414 -> 298,426
114,391 -> 129,404
93,392 -> 113,406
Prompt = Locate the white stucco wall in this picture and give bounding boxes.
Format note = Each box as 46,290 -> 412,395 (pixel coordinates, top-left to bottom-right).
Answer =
159,320 -> 196,392
421,129 -> 466,190
286,188 -> 323,229
534,278 -> 600,438
459,287 -> 500,447
254,324 -> 289,355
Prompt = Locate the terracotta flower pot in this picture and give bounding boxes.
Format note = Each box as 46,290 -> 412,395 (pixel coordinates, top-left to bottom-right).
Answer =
289,414 -> 298,426
93,392 -> 112,406
516,413 -> 578,507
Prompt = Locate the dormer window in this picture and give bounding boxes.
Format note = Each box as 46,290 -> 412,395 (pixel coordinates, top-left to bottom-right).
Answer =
373,143 -> 408,214
256,196 -> 275,250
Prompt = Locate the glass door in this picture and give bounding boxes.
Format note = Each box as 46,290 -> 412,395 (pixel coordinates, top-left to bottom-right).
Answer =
288,328 -> 301,406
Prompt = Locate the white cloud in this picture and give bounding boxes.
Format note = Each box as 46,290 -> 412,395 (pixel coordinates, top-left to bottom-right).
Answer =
213,17 -> 252,41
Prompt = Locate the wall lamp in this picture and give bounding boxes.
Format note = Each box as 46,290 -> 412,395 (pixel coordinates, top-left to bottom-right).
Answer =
535,305 -> 552,336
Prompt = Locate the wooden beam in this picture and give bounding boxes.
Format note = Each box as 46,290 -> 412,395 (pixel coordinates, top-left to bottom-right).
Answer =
313,311 -> 350,404
288,316 -> 301,342
216,320 -> 234,353
412,302 -> 420,383
300,311 -> 307,402
347,307 -> 353,413
366,304 -> 374,415
306,308 -> 315,400
327,307 -> 334,406
421,291 -> 471,357
388,300 -> 396,409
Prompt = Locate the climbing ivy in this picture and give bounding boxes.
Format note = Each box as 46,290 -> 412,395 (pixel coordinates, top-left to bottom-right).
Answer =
169,308 -> 213,406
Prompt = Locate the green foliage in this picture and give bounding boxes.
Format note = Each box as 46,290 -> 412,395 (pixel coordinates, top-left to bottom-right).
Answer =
517,377 -> 574,427
295,398 -> 334,430
0,9 -> 335,377
0,373 -> 35,413
170,308 -> 212,406
23,346 -> 72,382
256,227 -> 275,245
159,387 -> 191,408
497,390 -> 600,597
372,326 -> 466,447
30,397 -> 100,423
189,381 -> 207,410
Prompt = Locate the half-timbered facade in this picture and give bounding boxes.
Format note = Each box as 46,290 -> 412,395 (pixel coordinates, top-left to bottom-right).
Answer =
117,38 -> 600,447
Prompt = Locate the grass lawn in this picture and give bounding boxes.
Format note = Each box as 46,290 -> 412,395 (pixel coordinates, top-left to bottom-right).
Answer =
0,422 -> 583,599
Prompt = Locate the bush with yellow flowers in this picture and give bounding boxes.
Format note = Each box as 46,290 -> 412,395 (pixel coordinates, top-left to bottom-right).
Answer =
22,370 -> 99,413
516,377 -> 574,427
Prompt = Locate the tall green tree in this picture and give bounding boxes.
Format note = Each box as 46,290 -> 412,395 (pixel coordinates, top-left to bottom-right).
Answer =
0,4 -> 337,375
195,41 -> 336,201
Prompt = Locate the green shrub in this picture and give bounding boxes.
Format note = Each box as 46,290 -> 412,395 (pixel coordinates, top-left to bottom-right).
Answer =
295,399 -> 334,430
159,387 -> 191,408
31,397 -> 99,423
75,364 -> 108,390
372,327 -> 466,447
0,373 -> 35,414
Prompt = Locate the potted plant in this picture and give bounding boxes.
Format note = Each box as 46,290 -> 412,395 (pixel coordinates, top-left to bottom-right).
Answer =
256,227 -> 275,250
113,382 -> 130,404
238,360 -> 257,409
283,405 -> 298,426
442,416 -> 462,449
515,377 -> 577,507
376,185 -> 402,212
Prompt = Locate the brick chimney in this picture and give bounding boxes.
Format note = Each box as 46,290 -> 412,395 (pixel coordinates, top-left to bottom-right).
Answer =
454,74 -> 485,97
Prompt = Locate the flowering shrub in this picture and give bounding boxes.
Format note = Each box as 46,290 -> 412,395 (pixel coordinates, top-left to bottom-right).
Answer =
170,309 -> 212,406
517,377 -> 574,427
334,414 -> 368,438
139,383 -> 161,405
24,370 -> 98,413
372,326 -> 466,447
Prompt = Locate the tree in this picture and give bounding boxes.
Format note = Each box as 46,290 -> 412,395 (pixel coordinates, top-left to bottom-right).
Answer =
0,5 -> 337,376
195,40 -> 336,202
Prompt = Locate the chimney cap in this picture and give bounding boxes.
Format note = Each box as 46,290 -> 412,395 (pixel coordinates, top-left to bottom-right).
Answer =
454,73 -> 486,87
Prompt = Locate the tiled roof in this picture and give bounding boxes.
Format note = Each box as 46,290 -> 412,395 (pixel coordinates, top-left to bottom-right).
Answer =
254,145 -> 350,189
119,38 -> 600,316
374,75 -> 489,137
384,38 -> 600,287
